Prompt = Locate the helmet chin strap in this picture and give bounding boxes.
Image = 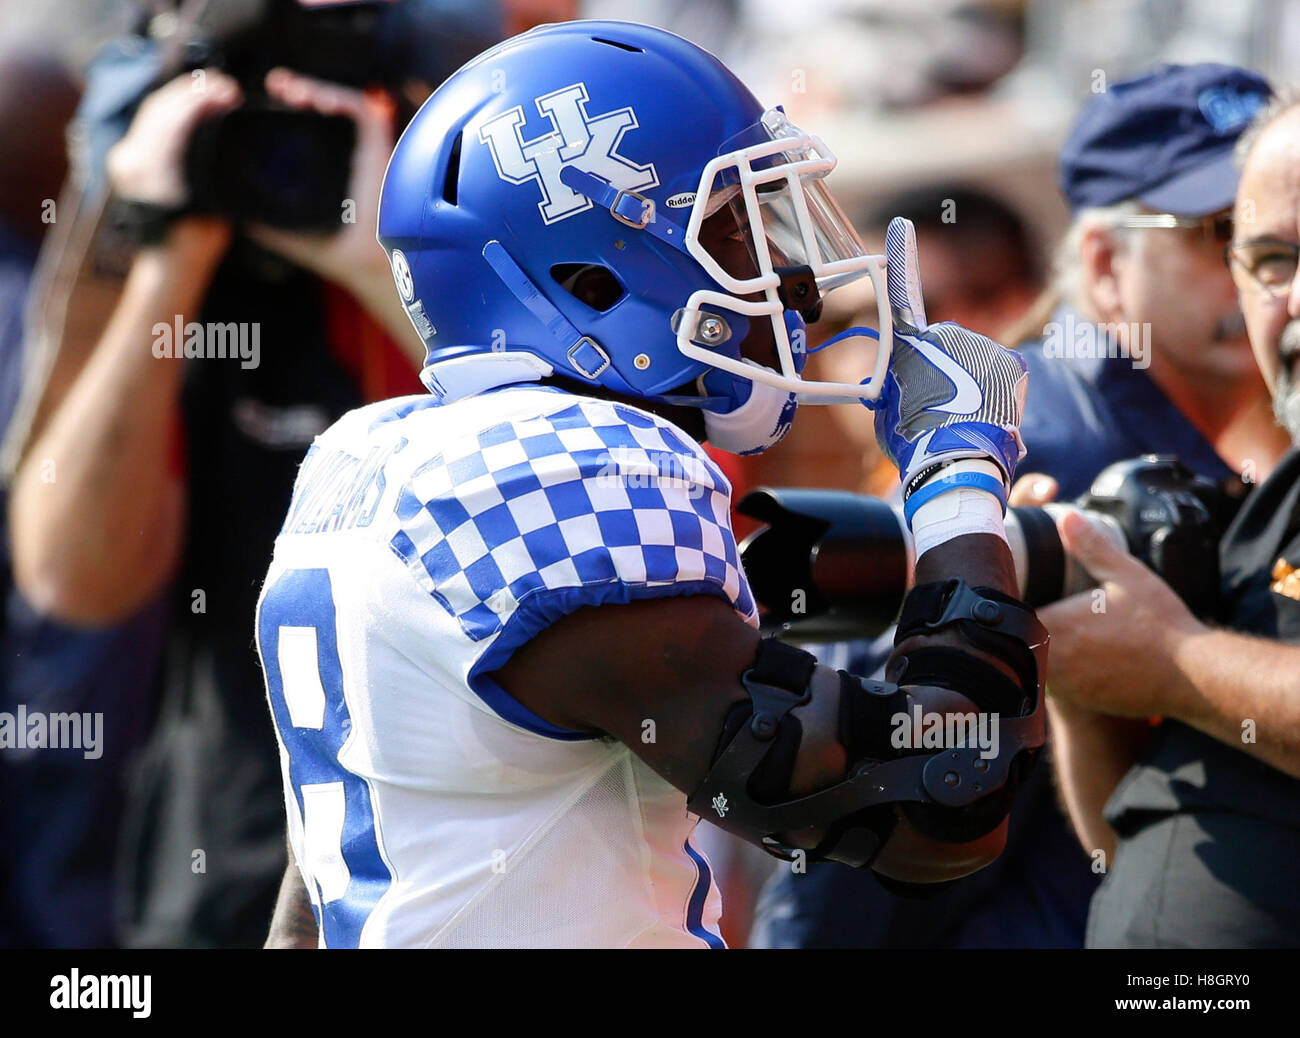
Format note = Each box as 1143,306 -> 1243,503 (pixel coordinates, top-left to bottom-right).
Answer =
648,386 -> 734,412
648,370 -> 797,455
481,241 -> 600,359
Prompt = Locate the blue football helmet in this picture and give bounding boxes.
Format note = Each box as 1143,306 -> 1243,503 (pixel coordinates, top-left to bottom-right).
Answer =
377,19 -> 891,411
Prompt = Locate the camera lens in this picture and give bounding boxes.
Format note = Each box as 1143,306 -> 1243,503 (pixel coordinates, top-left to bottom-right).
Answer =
739,490 -> 1129,639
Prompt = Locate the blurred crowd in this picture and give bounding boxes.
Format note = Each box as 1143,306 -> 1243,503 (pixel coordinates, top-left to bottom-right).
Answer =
1,0 -> 1298,948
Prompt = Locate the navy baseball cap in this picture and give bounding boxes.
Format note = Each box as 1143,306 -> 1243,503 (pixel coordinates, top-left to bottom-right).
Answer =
1059,63 -> 1271,215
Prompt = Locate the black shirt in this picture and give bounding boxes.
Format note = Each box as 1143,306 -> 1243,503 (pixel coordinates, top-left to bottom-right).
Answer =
1092,447 -> 1300,947
1108,446 -> 1300,830
115,245 -> 384,948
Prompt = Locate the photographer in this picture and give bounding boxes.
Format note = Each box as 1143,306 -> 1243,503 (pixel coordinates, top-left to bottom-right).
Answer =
5,0 -> 500,947
1014,63 -> 1289,499
1043,89 -> 1300,947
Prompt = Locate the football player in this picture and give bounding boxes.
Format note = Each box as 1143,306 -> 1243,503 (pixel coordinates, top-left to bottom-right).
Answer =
258,20 -> 1045,948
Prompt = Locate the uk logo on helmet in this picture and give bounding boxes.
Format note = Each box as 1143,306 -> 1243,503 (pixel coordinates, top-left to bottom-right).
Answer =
478,82 -> 660,225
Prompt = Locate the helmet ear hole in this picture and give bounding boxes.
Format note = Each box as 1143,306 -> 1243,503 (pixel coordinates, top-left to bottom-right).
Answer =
551,263 -> 626,312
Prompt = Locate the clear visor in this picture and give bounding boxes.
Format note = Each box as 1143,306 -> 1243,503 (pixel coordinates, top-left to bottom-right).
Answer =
694,111 -> 871,292
720,179 -> 871,294
680,108 -> 891,403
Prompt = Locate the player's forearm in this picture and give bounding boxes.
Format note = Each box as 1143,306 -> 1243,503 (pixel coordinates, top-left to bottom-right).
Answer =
893,532 -> 1022,684
913,531 -> 1018,596
844,529 -> 1028,881
1046,697 -> 1150,864
265,863 -> 319,949
9,220 -> 225,623
1169,627 -> 1300,778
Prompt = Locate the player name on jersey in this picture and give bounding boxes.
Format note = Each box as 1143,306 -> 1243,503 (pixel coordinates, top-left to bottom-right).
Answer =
282,439 -> 408,536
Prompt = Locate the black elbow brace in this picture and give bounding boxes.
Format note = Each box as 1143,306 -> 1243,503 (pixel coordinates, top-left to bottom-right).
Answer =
685,579 -> 1048,868
889,578 -> 1047,843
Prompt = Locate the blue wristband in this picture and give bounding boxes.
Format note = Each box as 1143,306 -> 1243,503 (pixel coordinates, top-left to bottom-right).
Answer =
903,471 -> 1007,529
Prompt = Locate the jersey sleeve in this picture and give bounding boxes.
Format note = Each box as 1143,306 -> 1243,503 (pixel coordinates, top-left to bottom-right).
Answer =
387,396 -> 757,681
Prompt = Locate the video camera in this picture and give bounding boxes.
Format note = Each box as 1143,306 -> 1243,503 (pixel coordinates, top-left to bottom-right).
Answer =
120,0 -> 491,229
739,455 -> 1243,641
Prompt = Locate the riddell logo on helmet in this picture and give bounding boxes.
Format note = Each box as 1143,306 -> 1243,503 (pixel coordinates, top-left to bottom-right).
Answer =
478,82 -> 659,225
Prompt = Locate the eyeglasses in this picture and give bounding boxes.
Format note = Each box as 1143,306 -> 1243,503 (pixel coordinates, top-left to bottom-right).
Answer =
1223,238 -> 1300,298
1112,211 -> 1235,243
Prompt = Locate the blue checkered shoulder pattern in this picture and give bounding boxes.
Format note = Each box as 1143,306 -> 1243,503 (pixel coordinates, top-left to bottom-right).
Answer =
388,398 -> 757,649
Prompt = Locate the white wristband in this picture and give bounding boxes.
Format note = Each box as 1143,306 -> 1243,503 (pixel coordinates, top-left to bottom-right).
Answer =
909,458 -> 1008,558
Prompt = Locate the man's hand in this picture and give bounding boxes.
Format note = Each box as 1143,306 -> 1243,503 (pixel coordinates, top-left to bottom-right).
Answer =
1011,471 -> 1156,862
9,72 -> 248,623
244,68 -> 424,365
1040,510 -> 1204,717
872,217 -> 1028,490
106,69 -> 243,208
1008,472 -> 1058,510
1039,495 -> 1300,780
244,68 -> 394,283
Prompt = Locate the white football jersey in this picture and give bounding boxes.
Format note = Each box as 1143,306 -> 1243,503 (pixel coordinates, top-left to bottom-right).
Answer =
255,384 -> 758,948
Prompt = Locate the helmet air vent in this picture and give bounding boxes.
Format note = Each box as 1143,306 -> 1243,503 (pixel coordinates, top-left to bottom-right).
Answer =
591,36 -> 643,53
441,131 -> 463,206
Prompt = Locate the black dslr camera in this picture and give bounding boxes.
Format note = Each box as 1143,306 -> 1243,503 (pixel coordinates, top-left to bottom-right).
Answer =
739,455 -> 1242,641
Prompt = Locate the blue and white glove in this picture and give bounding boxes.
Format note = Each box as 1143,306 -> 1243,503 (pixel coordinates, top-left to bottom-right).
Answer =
872,217 -> 1028,518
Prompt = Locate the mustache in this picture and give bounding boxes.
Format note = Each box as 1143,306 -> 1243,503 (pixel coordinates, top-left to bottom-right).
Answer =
1280,321 -> 1300,361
